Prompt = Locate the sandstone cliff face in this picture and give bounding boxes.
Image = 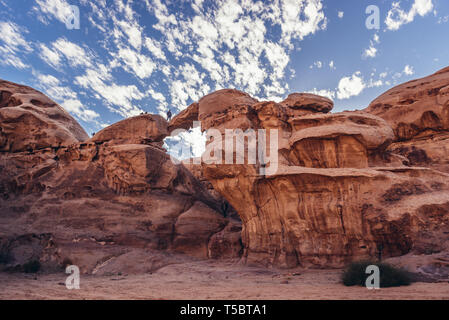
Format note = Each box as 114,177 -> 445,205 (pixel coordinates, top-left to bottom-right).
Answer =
281,93 -> 333,114
0,80 -> 88,152
2,67 -> 449,276
365,67 -> 449,173
169,71 -> 449,270
0,81 -> 241,274
365,67 -> 449,141
287,112 -> 394,168
91,114 -> 168,147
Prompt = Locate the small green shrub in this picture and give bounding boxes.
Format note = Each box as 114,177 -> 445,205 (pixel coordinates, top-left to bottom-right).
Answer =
62,258 -> 73,268
0,252 -> 11,264
23,260 -> 41,273
342,260 -> 413,288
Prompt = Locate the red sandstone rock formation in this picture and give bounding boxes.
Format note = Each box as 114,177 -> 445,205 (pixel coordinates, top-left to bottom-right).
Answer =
91,114 -> 168,147
365,67 -> 449,141
169,68 -> 449,273
167,102 -> 199,133
365,67 -> 449,173
0,81 -> 241,274
280,92 -> 333,114
2,66 -> 449,279
0,80 -> 88,152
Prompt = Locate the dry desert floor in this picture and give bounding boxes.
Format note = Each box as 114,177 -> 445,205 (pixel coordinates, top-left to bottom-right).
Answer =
1,260 -> 448,300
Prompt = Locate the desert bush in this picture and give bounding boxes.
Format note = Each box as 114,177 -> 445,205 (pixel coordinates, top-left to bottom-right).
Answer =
62,258 -> 73,268
342,260 -> 413,288
0,252 -> 11,264
23,260 -> 41,273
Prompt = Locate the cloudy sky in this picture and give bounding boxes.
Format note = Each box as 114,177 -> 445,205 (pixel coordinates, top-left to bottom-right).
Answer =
0,0 -> 448,140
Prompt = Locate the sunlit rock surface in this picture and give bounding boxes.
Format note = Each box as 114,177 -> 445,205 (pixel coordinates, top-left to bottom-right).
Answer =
169,68 -> 449,274
1,67 -> 449,281
0,80 -> 241,274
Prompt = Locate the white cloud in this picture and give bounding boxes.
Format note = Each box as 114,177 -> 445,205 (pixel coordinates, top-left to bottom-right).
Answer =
75,65 -> 145,117
308,70 -> 386,102
363,33 -> 380,59
310,60 -> 336,70
310,60 -> 323,69
61,99 -> 99,122
142,0 -> 327,108
279,0 -> 327,47
35,72 -> 99,122
34,0 -> 74,25
403,65 -> 415,75
147,87 -> 168,115
118,47 -> 156,79
368,79 -> 383,88
0,21 -> 32,69
385,0 -> 434,31
307,88 -> 335,100
264,41 -> 289,80
364,46 -> 377,58
53,38 -> 93,68
40,38 -> 93,69
116,19 -> 143,50
391,65 -> 415,80
170,80 -> 192,109
0,21 -> 31,52
38,43 -> 61,69
24,1 -> 331,126
337,71 -> 366,100
145,37 -> 167,60
167,63 -> 211,108
437,15 -> 449,24
36,74 -> 60,87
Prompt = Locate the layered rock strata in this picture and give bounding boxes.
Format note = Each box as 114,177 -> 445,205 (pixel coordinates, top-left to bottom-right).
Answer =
169,70 -> 449,270
0,81 -> 241,274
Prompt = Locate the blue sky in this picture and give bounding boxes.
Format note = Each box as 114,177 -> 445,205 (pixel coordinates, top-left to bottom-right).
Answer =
0,0 -> 448,138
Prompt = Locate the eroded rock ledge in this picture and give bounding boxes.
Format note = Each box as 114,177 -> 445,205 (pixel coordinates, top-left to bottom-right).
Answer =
0,81 -> 241,274
0,80 -> 88,153
1,67 -> 449,277
169,68 -> 449,270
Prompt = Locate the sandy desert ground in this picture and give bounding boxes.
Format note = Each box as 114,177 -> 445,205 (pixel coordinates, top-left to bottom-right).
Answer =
1,260 -> 448,300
